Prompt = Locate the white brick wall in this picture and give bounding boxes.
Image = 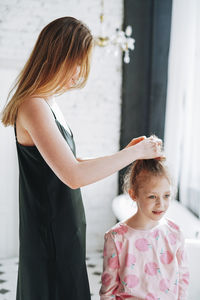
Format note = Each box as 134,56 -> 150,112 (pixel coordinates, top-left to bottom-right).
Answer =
0,0 -> 123,257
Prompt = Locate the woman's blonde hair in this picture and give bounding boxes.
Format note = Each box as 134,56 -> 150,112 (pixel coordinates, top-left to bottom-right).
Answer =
1,16 -> 93,126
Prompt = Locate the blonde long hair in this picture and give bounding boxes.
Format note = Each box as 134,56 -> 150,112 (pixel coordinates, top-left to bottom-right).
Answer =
1,16 -> 93,126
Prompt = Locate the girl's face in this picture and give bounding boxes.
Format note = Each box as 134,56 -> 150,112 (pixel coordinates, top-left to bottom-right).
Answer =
130,175 -> 171,224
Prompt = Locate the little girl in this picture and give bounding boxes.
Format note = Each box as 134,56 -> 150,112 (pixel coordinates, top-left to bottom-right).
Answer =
100,159 -> 189,300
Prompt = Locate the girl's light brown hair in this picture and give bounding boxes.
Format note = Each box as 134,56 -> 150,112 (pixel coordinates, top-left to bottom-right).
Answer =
1,16 -> 93,126
123,159 -> 174,197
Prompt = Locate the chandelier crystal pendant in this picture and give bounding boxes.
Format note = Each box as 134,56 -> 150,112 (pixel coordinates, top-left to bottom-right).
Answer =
95,0 -> 135,63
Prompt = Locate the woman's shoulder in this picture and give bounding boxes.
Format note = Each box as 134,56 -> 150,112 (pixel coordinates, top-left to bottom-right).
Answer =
16,97 -> 55,145
18,97 -> 50,119
17,96 -> 56,132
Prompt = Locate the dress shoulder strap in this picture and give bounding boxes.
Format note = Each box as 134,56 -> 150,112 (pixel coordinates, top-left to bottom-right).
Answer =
46,101 -> 57,120
14,122 -> 18,141
45,100 -> 73,137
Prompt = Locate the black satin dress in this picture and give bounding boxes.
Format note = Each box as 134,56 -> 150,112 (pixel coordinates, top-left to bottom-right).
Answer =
15,108 -> 91,300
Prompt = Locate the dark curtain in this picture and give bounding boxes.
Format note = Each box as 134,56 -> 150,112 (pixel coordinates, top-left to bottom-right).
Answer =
119,0 -> 172,192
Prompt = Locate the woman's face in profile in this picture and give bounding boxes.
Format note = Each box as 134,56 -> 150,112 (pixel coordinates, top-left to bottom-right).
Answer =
67,65 -> 81,89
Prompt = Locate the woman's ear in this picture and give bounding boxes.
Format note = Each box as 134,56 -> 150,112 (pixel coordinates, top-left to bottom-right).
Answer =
128,189 -> 137,201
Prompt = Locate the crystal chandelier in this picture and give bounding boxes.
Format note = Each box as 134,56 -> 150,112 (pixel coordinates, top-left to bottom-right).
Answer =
95,0 -> 135,63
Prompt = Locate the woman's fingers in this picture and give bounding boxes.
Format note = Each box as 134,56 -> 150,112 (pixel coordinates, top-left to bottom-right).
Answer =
125,136 -> 146,148
134,136 -> 165,160
149,135 -> 162,146
153,141 -> 165,159
126,135 -> 165,160
155,155 -> 166,161
147,136 -> 163,152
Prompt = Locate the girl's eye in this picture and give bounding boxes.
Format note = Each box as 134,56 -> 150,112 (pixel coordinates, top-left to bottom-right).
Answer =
164,194 -> 171,199
148,195 -> 156,199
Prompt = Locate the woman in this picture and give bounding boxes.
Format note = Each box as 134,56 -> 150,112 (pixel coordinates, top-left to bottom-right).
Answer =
1,17 -> 163,300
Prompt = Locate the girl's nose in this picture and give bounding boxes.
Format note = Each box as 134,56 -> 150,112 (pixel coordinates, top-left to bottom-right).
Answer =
156,197 -> 164,207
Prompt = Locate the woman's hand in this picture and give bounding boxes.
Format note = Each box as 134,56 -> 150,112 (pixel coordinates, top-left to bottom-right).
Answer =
125,136 -> 146,148
131,135 -> 165,160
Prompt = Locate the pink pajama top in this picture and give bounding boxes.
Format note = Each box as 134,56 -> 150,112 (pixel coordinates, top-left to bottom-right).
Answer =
100,218 -> 189,300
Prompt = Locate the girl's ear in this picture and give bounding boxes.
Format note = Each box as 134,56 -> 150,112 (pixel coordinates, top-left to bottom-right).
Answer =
128,189 -> 137,201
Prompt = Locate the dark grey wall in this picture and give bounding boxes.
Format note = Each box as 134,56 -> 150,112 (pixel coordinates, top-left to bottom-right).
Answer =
119,0 -> 172,192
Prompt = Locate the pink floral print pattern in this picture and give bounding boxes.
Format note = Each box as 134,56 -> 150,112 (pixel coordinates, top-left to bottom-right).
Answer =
100,219 -> 189,300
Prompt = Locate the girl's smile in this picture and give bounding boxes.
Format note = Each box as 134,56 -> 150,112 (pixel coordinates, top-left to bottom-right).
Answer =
152,210 -> 164,215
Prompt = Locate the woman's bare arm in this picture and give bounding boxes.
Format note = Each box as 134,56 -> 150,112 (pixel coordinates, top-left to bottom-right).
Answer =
18,98 -> 163,189
76,136 -> 147,162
